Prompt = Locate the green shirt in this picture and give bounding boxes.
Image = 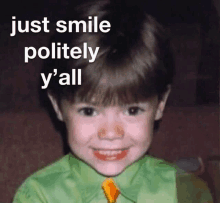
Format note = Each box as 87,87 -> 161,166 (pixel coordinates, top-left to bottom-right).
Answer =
13,154 -> 213,203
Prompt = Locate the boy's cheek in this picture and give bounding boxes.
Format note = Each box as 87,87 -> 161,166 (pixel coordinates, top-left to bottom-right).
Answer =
126,122 -> 151,134
68,123 -> 97,142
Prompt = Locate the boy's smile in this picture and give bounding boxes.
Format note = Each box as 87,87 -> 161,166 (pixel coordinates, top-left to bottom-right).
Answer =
49,93 -> 169,177
93,149 -> 129,161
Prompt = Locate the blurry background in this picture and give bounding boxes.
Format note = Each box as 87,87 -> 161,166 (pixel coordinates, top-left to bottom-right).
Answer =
0,0 -> 219,202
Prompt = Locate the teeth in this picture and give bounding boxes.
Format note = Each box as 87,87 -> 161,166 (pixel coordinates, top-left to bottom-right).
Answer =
97,150 -> 122,156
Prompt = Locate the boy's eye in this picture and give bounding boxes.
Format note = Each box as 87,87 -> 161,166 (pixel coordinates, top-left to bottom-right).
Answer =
78,107 -> 98,117
125,107 -> 144,116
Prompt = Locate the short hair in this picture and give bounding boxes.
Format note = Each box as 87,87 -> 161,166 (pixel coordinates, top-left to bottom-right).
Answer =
41,0 -> 174,107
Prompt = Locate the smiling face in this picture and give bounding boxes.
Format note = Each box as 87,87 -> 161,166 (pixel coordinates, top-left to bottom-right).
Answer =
49,92 -> 170,177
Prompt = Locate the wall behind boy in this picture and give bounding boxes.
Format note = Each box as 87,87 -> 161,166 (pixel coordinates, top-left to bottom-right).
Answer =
0,0 -> 219,202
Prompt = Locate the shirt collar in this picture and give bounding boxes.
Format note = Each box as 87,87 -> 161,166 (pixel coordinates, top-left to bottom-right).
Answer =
68,153 -> 151,202
114,156 -> 149,202
68,153 -> 176,203
115,156 -> 177,202
68,154 -> 106,203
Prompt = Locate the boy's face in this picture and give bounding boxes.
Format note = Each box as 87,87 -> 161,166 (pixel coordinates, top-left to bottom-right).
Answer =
49,92 -> 169,177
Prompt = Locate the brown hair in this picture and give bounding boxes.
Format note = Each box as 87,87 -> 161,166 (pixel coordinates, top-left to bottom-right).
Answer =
41,0 -> 174,107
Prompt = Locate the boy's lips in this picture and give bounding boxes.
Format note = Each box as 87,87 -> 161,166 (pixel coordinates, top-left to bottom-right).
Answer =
93,149 -> 129,161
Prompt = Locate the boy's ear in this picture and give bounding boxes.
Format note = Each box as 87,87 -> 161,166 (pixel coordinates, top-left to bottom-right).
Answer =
47,92 -> 64,121
155,85 -> 171,121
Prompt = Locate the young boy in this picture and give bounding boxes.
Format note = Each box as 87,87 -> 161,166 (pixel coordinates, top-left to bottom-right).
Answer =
13,0 -> 213,202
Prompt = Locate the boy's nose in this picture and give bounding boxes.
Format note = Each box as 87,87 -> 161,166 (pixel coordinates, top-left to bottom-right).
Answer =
98,122 -> 124,139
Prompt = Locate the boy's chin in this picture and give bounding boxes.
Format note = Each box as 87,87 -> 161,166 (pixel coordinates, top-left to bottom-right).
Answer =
94,162 -> 126,177
97,170 -> 124,177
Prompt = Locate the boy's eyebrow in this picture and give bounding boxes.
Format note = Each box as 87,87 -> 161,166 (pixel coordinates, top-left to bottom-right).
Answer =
122,102 -> 150,108
73,102 -> 102,108
73,102 -> 95,106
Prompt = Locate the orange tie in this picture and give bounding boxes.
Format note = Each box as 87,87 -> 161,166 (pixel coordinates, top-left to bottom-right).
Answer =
102,178 -> 120,203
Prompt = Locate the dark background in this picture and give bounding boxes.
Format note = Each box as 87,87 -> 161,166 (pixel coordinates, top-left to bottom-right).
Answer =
0,0 -> 219,110
0,0 -> 219,202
